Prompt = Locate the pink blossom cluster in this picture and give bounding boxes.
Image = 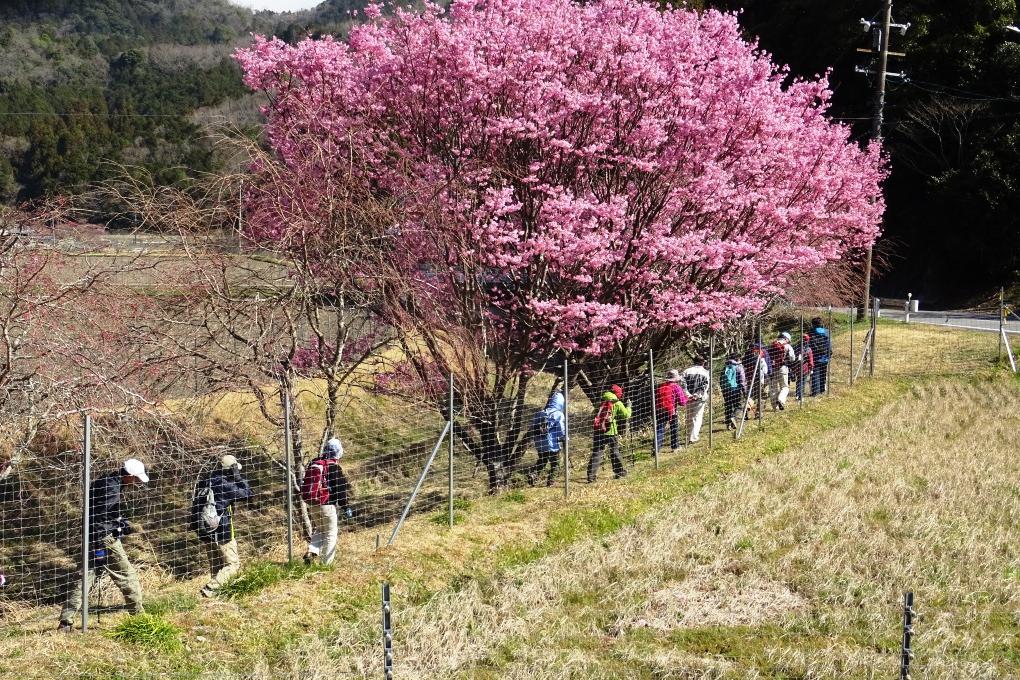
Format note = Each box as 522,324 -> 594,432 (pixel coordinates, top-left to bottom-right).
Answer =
236,0 -> 884,357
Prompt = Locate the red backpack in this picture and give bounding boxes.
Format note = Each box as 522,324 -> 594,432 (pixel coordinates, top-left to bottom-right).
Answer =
301,458 -> 333,505
768,341 -> 787,371
593,399 -> 614,433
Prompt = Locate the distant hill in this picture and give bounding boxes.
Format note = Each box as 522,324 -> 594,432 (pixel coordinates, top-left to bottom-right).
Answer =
0,0 -> 379,204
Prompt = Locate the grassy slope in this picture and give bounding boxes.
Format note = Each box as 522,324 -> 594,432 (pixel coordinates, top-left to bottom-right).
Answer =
2,322 -> 1015,678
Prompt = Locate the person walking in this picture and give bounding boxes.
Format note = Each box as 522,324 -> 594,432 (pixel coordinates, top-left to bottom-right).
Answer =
586,385 -> 631,482
768,332 -> 796,410
191,455 -> 252,598
719,354 -> 747,430
681,358 -> 711,443
795,333 -> 815,401
301,438 -> 352,566
809,317 -> 832,395
525,391 -> 566,487
58,459 -> 148,632
654,369 -> 688,451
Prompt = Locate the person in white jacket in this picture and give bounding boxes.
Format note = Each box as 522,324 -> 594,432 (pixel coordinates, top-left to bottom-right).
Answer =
681,358 -> 711,443
768,332 -> 797,410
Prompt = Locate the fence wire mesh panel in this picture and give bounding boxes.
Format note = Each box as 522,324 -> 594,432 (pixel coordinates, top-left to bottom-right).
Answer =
1,293 -> 1013,636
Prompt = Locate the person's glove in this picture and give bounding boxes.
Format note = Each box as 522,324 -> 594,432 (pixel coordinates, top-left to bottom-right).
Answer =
344,507 -> 353,520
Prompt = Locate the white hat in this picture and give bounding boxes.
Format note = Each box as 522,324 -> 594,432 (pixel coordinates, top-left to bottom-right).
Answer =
324,437 -> 343,459
221,455 -> 241,471
122,458 -> 149,484
666,369 -> 681,382
780,332 -> 792,342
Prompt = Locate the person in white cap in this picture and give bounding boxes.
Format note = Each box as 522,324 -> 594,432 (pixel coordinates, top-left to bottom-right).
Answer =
58,459 -> 148,632
191,454 -> 252,597
301,437 -> 352,566
767,332 -> 797,410
681,358 -> 711,443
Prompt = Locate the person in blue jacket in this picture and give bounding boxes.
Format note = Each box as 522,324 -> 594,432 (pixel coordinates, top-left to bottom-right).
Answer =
525,391 -> 566,487
809,317 -> 832,395
191,455 -> 252,597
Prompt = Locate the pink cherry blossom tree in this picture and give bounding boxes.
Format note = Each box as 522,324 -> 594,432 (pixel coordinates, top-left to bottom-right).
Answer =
236,0 -> 885,491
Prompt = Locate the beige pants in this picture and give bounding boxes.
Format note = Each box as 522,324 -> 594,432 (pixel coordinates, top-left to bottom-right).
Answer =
203,539 -> 240,592
60,536 -> 143,623
307,504 -> 338,565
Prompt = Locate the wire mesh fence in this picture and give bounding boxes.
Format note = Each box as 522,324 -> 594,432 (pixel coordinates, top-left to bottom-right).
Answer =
0,298 -> 1009,632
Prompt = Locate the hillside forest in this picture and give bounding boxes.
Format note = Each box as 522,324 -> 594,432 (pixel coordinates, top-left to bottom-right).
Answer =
1,0 -> 1019,305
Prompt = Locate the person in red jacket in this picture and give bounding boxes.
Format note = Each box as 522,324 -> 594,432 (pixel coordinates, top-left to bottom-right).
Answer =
654,369 -> 688,451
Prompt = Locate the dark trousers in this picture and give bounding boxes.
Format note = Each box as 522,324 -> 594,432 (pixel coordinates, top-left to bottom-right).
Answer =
811,362 -> 829,395
721,387 -> 742,422
587,433 -> 625,481
525,447 -> 560,483
654,412 -> 680,450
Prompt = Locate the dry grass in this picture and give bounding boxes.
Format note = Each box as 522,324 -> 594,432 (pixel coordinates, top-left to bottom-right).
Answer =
2,322 -> 1016,679
348,377 -> 1020,679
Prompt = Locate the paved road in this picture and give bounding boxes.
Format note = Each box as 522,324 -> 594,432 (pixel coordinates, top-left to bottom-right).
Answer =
880,309 -> 1020,334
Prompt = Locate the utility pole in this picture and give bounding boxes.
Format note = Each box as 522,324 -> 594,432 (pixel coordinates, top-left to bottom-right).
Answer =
856,3 -> 909,320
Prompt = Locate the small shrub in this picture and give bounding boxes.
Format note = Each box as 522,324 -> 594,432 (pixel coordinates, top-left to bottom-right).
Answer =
107,613 -> 183,654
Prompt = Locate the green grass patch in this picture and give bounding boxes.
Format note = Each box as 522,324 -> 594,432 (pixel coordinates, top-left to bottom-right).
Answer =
107,613 -> 183,654
216,559 -> 327,599
142,592 -> 197,617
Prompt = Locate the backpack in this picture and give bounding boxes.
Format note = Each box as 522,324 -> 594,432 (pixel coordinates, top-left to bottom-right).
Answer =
768,341 -> 786,371
301,459 -> 333,505
592,399 -> 614,434
800,345 -> 815,375
533,411 -> 551,441
722,363 -> 739,391
193,479 -> 221,536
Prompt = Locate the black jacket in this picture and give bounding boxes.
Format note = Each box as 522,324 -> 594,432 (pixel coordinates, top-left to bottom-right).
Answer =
89,473 -> 125,541
190,469 -> 253,544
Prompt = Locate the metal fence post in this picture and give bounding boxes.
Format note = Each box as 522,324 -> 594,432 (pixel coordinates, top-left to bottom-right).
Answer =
388,422 -> 451,546
708,334 -> 715,449
649,349 -> 659,468
81,414 -> 92,633
999,288 -> 1005,363
756,321 -> 763,428
284,391 -> 294,563
849,307 -> 855,387
870,297 -> 879,378
827,305 -> 834,395
563,360 -> 570,498
382,582 -> 394,680
900,591 -> 915,680
448,373 -> 454,529
799,316 -> 805,407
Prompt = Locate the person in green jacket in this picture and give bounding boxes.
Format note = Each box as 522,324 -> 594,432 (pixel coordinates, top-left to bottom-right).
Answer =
586,384 -> 632,482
